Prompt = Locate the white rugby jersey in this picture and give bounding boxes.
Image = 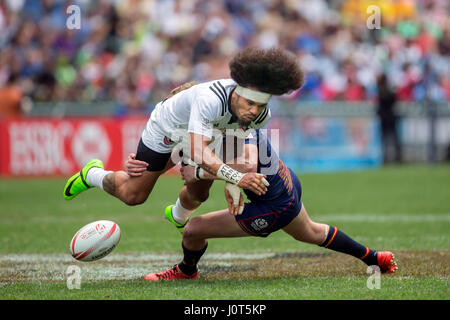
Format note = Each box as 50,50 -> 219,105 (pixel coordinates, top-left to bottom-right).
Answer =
141,79 -> 271,150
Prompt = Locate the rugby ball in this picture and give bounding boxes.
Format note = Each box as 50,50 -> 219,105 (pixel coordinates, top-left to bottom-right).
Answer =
70,220 -> 121,262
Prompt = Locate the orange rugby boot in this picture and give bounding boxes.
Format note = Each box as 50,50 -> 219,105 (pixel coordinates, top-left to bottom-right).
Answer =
377,251 -> 398,274
144,264 -> 198,281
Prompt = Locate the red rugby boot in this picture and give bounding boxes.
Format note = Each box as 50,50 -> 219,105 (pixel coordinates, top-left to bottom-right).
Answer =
144,264 -> 198,281
377,251 -> 398,273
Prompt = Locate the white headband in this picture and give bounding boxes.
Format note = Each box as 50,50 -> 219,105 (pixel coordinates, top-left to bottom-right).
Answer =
235,85 -> 272,104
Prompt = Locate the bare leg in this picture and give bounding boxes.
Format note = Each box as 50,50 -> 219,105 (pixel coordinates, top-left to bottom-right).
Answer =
182,209 -> 249,250
282,204 -> 328,245
102,160 -> 175,206
178,179 -> 214,210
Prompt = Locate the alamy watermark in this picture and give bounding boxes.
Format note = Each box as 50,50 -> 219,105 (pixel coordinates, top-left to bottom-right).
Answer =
66,5 -> 81,30
66,265 -> 81,289
366,265 -> 381,290
366,5 -> 381,30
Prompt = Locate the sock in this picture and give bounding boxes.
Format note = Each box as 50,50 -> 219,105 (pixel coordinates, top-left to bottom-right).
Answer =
320,225 -> 378,266
86,167 -> 112,190
172,198 -> 194,223
178,242 -> 208,275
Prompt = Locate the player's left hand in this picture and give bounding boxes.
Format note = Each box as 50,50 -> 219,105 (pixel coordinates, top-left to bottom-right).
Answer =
225,183 -> 244,216
124,153 -> 148,177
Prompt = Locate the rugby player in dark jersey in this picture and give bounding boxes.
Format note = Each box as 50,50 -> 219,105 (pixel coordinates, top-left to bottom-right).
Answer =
126,130 -> 398,280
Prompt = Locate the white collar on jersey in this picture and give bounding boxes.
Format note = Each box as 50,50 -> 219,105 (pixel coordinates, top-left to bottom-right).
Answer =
235,85 -> 271,104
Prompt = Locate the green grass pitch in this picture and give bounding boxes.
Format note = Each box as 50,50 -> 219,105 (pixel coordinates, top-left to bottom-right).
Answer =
0,164 -> 449,300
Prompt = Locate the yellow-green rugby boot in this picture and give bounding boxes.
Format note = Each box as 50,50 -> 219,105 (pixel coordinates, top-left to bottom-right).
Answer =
164,205 -> 190,234
63,159 -> 104,200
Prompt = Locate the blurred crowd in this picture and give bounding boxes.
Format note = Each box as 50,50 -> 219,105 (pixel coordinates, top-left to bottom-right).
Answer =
0,0 -> 449,117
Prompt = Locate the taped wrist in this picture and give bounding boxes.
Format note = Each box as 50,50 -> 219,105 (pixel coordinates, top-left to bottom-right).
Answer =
216,164 -> 244,185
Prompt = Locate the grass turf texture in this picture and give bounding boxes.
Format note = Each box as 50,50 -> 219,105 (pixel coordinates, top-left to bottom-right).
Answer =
0,164 -> 449,299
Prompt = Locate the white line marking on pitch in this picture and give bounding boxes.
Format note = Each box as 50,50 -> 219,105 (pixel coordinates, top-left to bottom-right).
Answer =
0,252 -> 276,282
0,252 -> 274,263
2,213 -> 448,224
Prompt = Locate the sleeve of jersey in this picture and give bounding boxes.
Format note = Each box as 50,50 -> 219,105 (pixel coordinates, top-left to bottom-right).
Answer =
187,96 -> 220,139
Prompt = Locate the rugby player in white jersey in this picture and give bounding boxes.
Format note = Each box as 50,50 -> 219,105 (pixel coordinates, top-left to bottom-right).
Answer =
63,48 -> 305,230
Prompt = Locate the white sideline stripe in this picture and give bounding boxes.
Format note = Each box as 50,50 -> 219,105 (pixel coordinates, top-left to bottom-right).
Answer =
1,213 -> 448,224
313,214 -> 450,223
0,252 -> 274,282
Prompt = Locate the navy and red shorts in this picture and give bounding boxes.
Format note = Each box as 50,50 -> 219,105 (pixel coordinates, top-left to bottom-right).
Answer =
235,169 -> 303,237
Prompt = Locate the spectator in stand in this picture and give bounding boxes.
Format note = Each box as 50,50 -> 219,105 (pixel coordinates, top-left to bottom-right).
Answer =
0,74 -> 23,118
0,0 -> 448,110
376,73 -> 402,163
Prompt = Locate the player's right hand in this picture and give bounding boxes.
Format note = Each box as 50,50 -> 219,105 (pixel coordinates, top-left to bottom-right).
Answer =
124,153 -> 148,177
237,172 -> 269,196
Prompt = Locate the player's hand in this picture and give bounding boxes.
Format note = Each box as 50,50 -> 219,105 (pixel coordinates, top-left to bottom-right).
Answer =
237,172 -> 269,196
124,153 -> 148,177
225,183 -> 244,216
180,165 -> 198,184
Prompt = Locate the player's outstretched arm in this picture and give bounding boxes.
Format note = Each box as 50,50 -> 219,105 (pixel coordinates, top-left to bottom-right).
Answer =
188,133 -> 268,195
181,141 -> 258,181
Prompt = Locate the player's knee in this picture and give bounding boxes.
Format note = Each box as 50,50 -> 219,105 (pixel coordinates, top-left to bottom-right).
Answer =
123,198 -> 145,206
182,223 -> 195,241
291,220 -> 324,245
123,193 -> 148,206
182,225 -> 193,240
182,216 -> 203,240
304,222 -> 327,245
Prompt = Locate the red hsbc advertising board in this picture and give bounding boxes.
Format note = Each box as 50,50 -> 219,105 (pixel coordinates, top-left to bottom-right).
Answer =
0,117 -> 148,176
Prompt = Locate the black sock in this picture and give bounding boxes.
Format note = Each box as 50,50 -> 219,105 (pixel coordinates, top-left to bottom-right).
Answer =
178,241 -> 208,275
320,225 -> 378,266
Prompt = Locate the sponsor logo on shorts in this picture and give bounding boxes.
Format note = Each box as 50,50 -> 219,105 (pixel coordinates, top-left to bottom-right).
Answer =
251,218 -> 268,231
